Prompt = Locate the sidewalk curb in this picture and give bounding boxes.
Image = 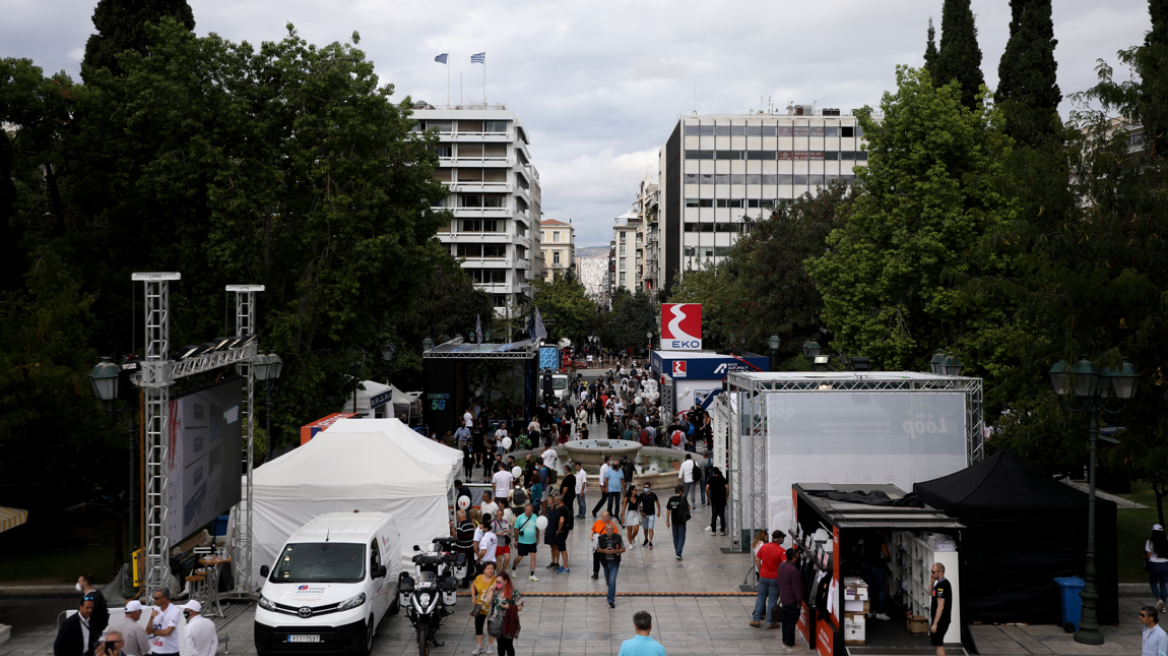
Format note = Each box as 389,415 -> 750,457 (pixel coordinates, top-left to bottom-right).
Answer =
0,584 -> 78,596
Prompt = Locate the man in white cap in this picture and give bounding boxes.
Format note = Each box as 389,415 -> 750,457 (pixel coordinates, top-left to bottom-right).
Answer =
106,601 -> 150,656
183,601 -> 218,656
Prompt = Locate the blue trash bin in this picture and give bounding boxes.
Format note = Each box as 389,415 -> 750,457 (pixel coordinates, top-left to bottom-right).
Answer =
1053,576 -> 1085,632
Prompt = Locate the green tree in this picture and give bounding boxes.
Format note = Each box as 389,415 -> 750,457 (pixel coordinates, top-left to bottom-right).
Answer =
932,0 -> 986,110
533,274 -> 596,347
996,0 -> 1062,149
601,289 -> 656,354
82,0 -> 195,79
924,17 -> 939,75
1139,0 -> 1168,158
667,260 -> 738,349
806,66 -> 1017,370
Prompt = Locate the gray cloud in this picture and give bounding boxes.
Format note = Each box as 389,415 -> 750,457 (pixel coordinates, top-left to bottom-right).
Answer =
1,0 -> 1150,246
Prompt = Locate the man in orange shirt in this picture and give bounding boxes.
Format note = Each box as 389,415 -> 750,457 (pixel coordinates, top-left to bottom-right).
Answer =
591,510 -> 619,580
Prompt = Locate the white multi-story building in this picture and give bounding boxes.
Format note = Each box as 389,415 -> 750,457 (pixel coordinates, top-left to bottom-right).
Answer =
657,105 -> 871,297
606,210 -> 641,296
539,219 -> 576,282
412,104 -> 541,314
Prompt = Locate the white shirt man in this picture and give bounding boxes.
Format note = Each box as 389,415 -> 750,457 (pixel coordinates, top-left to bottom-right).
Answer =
480,498 -> 500,523
463,410 -> 473,428
477,527 -> 498,565
598,460 -> 610,491
492,468 -> 514,499
183,601 -> 218,656
678,458 -> 695,483
494,426 -> 508,444
146,591 -> 182,655
574,466 -> 587,497
541,447 -> 558,470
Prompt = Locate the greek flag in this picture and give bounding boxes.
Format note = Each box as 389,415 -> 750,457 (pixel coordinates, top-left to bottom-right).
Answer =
471,52 -> 486,64
434,53 -> 448,64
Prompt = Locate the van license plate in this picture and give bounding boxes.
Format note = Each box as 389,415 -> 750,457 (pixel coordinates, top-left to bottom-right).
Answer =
288,635 -> 320,643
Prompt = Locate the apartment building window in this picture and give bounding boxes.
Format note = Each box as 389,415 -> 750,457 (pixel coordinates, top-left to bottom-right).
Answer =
620,273 -> 626,284
619,258 -> 626,271
541,231 -> 547,241
460,195 -> 482,208
483,244 -> 507,258
553,251 -> 561,265
433,144 -> 453,157
619,244 -> 626,255
842,126 -> 855,138
553,231 -> 560,242
484,121 -> 508,133
461,219 -> 501,232
516,245 -> 527,259
458,120 -> 483,133
515,221 -> 527,236
620,232 -> 626,242
493,294 -> 509,307
426,121 -> 453,133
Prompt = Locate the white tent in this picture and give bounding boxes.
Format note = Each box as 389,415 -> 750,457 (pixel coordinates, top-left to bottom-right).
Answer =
326,418 -> 462,480
345,380 -> 422,420
250,429 -> 450,584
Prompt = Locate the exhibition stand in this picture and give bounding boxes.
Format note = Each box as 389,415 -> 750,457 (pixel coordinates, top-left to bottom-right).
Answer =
421,337 -> 538,437
722,371 -> 984,552
792,483 -> 967,656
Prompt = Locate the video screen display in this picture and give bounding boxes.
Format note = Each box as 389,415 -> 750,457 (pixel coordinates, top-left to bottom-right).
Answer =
167,379 -> 243,543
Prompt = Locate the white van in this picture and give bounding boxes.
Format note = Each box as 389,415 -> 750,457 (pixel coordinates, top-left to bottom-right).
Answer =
551,373 -> 569,402
255,512 -> 402,656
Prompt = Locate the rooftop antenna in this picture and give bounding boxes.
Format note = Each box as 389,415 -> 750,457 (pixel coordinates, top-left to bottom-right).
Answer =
693,81 -> 697,115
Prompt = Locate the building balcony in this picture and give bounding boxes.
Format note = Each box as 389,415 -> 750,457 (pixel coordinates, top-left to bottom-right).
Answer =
439,155 -> 514,167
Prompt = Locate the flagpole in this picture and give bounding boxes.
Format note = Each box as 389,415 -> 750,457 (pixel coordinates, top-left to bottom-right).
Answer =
483,60 -> 487,104
447,61 -> 450,108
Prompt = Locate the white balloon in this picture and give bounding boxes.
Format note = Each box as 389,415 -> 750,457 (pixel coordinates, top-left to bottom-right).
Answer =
502,437 -> 513,450
535,515 -> 549,531
512,466 -> 522,478
458,497 -> 470,510
634,396 -> 643,405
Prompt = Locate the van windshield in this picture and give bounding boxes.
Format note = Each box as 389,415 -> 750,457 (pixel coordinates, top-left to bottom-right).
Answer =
269,542 -> 365,584
552,377 -> 568,390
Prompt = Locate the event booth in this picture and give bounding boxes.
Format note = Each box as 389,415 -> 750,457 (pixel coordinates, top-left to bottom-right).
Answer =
422,338 -> 538,438
245,422 -> 454,583
723,371 -> 984,551
791,483 -> 966,656
914,447 -> 1118,625
650,350 -> 770,422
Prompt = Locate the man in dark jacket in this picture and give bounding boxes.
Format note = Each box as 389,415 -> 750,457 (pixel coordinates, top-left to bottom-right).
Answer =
54,597 -> 95,656
77,574 -> 108,649
777,548 -> 805,651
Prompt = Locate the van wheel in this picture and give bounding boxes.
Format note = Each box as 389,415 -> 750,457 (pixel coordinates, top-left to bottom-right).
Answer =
364,614 -> 375,656
388,596 -> 400,615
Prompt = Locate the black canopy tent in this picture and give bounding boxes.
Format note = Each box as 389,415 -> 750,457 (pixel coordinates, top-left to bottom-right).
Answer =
914,448 -> 1118,625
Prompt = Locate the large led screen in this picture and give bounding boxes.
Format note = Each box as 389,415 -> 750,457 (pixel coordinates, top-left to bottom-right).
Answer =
167,379 -> 243,543
765,392 -> 967,534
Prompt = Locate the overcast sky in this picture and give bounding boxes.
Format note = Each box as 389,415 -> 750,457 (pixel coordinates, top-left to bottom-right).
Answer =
2,0 -> 1152,246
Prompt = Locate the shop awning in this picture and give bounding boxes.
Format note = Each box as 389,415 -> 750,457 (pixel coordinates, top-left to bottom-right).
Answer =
796,483 -> 965,530
0,506 -> 28,533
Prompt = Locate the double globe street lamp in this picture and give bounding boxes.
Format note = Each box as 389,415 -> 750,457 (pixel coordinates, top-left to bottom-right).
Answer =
1048,357 -> 1139,646
251,352 -> 284,461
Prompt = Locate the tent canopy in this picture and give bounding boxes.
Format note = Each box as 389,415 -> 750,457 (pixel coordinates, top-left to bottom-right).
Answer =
0,506 -> 28,533
325,418 -> 462,480
913,447 -> 1118,625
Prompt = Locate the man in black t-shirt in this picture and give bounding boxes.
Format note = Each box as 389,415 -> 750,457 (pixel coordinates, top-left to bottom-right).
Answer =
705,467 -> 729,535
637,484 -> 660,548
929,562 -> 953,655
665,485 -> 690,560
453,509 -> 476,588
471,421 -> 485,467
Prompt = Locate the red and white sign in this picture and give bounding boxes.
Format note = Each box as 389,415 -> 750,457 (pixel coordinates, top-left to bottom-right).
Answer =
661,303 -> 702,350
672,360 -> 687,377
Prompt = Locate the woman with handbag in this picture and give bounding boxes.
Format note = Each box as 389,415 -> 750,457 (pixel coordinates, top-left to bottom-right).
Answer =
483,572 -> 523,656
469,562 -> 497,655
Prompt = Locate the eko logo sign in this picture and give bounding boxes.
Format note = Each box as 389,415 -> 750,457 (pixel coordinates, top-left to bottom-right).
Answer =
672,360 -> 687,377
661,303 -> 702,350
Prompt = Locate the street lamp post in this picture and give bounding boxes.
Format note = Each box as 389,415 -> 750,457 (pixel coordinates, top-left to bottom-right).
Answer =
89,357 -> 139,569
349,348 -> 366,414
1049,357 -> 1139,646
252,353 -> 283,462
768,335 -> 780,371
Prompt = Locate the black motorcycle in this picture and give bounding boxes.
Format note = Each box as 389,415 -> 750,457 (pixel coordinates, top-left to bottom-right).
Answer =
398,538 -> 462,656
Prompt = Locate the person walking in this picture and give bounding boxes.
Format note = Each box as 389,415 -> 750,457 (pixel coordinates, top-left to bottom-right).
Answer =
1141,606 -> 1168,656
455,509 -> 477,588
929,563 -> 953,656
592,457 -> 612,518
560,465 -> 577,514
512,503 -> 540,581
621,483 -> 641,548
484,572 -> 523,656
492,463 -> 514,503
777,548 -> 805,652
145,589 -> 181,656
605,457 -> 626,516
678,454 -> 697,507
861,531 -> 892,621
751,530 -> 787,629
54,597 -> 95,656
548,493 -> 572,573
477,514 -> 499,574
598,523 -> 626,608
574,462 -> 588,519
665,485 -> 690,561
76,574 -> 109,650
591,511 -> 620,580
638,483 -> 661,549
470,562 -> 498,655
617,611 -> 668,656
705,466 -> 729,536
106,601 -> 149,656
182,601 -> 218,656
1147,524 -> 1168,613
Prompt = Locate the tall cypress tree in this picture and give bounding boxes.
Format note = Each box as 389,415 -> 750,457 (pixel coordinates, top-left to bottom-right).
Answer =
996,0 -> 1062,149
932,0 -> 985,110
924,18 -> 939,76
82,0 -> 195,79
1142,0 -> 1168,157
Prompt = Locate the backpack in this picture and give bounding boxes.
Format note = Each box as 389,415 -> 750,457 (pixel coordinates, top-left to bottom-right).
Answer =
640,429 -> 651,446
512,487 -> 527,508
671,430 -> 682,446
692,462 -> 703,482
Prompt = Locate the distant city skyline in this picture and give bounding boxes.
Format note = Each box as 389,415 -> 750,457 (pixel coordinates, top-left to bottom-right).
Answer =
1,1 -> 1150,247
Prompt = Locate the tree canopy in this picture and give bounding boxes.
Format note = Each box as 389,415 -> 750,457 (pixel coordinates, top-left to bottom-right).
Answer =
932,0 -> 986,110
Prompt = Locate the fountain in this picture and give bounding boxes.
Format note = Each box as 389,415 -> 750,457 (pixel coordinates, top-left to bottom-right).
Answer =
563,438 -> 642,466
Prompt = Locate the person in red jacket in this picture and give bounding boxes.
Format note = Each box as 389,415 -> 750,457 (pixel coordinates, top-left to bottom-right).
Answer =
750,530 -> 788,628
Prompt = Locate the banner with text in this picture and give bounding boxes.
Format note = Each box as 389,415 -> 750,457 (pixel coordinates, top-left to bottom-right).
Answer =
661,303 -> 702,350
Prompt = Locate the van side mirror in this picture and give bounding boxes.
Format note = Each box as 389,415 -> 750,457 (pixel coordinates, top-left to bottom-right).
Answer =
260,565 -> 270,578
413,545 -> 421,551
374,565 -> 388,579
